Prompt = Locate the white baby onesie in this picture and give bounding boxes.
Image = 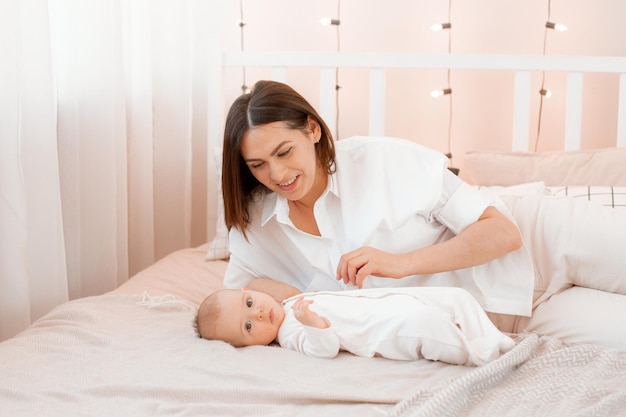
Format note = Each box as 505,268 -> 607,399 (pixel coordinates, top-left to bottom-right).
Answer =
277,287 -> 515,366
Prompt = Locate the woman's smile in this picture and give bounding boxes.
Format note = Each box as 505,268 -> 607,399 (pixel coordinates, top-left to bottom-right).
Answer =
278,175 -> 299,192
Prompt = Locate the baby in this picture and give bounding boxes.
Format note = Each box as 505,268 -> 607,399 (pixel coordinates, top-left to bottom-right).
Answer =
196,286 -> 515,366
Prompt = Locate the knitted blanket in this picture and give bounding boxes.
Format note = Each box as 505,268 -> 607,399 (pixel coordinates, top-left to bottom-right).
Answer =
391,333 -> 626,417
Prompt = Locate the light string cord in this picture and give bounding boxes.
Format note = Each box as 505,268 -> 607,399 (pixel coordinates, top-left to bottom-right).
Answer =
334,0 -> 342,140
239,0 -> 247,92
534,0 -> 551,151
445,0 -> 453,164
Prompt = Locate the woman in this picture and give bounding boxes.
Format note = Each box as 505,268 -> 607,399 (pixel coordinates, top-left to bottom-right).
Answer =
221,79 -> 533,313
220,80 -> 626,342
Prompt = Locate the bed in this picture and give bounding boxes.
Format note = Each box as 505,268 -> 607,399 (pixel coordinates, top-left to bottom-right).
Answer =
2,45 -> 626,416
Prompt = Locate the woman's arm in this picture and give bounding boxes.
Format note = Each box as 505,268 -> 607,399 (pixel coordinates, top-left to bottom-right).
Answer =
247,278 -> 302,302
336,206 -> 523,288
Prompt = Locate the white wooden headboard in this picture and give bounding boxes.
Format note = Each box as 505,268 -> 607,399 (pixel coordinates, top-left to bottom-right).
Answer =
205,37 -> 626,240
208,37 -> 626,154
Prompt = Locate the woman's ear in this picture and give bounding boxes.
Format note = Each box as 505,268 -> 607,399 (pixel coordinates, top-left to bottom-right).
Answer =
307,116 -> 322,143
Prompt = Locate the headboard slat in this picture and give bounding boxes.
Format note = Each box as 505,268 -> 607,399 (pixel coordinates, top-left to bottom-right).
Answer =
512,71 -> 532,151
564,72 -> 584,151
319,68 -> 337,137
618,73 -> 626,148
271,67 -> 287,83
368,69 -> 386,137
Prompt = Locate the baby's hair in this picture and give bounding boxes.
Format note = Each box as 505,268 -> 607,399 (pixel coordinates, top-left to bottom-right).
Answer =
196,291 -> 225,340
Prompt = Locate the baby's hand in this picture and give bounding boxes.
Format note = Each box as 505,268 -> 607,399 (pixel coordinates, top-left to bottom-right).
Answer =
292,297 -> 330,329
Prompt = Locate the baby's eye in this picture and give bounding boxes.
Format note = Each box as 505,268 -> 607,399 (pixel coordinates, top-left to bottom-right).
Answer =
245,321 -> 252,332
246,297 -> 253,308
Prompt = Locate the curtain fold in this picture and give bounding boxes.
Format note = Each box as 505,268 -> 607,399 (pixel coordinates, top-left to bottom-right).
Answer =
52,0 -> 129,299
0,0 -> 212,342
1,0 -> 68,341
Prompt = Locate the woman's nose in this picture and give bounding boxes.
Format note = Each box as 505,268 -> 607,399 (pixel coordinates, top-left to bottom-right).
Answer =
269,162 -> 286,181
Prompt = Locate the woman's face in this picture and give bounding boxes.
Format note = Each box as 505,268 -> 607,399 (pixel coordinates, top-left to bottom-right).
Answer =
240,118 -> 324,203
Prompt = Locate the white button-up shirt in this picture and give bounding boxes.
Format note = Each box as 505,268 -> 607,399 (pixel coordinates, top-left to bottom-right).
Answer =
224,136 -> 534,316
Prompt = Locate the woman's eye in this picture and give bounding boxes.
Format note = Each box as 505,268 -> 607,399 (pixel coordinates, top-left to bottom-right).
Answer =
250,162 -> 264,169
245,321 -> 252,332
278,147 -> 292,157
246,298 -> 253,308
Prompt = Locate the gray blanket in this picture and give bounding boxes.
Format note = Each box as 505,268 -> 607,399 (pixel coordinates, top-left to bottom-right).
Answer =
392,333 -> 626,417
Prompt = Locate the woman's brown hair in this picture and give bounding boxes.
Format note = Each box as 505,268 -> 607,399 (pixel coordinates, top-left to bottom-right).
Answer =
222,80 -> 336,237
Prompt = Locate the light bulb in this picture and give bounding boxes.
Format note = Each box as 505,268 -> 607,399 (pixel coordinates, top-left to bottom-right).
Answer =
242,85 -> 251,94
237,20 -> 245,28
546,22 -> 567,32
430,88 -> 452,98
539,89 -> 552,98
320,17 -> 340,26
430,22 -> 451,31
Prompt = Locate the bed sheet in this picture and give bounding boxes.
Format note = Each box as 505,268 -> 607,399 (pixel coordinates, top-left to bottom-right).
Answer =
2,246 -> 625,416
1,246 -> 467,416
108,244 -> 228,304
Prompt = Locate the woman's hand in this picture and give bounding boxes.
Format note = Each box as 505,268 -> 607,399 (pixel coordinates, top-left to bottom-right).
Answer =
336,247 -> 407,288
292,297 -> 330,329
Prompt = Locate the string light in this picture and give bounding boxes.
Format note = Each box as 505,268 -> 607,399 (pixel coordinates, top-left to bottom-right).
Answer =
545,21 -> 568,32
430,88 -> 452,98
320,17 -> 341,26
430,23 -> 451,31
539,89 -> 552,98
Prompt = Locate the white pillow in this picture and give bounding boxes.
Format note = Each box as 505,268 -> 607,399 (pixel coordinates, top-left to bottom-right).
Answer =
517,286 -> 626,350
205,147 -> 230,260
545,186 -> 626,209
501,189 -> 626,303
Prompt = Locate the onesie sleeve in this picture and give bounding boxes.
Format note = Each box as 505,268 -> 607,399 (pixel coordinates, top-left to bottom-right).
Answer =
278,316 -> 341,359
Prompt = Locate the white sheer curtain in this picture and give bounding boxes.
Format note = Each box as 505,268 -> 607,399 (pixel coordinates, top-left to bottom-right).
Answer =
0,0 -> 219,341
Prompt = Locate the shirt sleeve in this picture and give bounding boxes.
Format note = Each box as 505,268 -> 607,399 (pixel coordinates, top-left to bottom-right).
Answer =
380,138 -> 495,235
222,254 -> 256,288
435,175 -> 496,234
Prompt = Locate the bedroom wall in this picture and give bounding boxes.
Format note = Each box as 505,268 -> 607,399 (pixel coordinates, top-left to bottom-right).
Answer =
210,0 -> 626,181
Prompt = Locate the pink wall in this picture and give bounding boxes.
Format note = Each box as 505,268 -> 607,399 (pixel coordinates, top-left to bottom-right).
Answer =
214,0 -> 626,179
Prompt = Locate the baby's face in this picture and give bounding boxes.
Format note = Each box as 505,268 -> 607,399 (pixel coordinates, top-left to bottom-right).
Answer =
214,289 -> 285,347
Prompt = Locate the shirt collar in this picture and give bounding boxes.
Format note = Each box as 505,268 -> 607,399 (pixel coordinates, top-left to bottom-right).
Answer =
260,172 -> 339,227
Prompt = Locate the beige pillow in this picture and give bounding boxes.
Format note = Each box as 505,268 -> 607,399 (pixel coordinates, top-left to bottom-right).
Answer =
464,147 -> 626,187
